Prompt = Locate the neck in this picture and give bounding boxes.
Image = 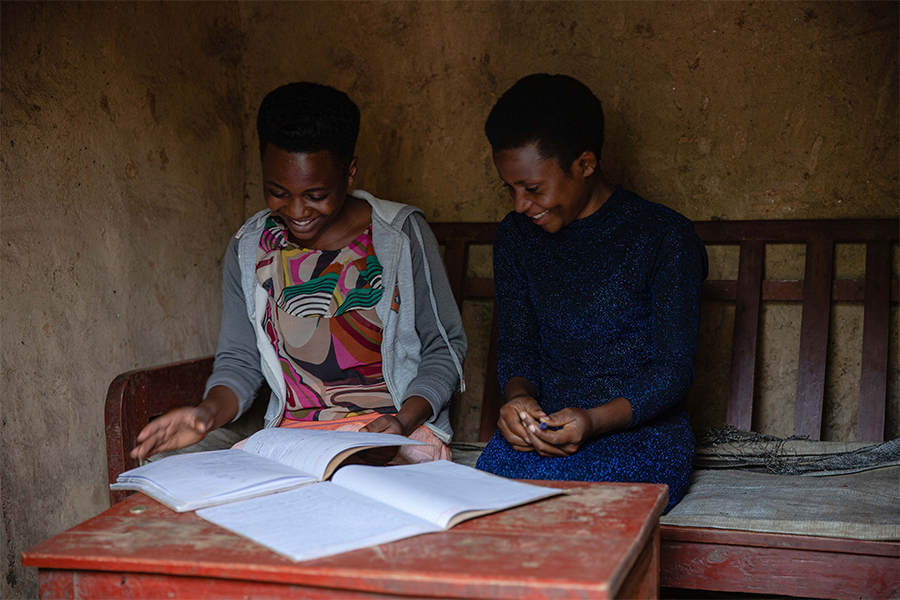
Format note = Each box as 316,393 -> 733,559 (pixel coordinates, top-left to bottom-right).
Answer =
582,172 -> 615,218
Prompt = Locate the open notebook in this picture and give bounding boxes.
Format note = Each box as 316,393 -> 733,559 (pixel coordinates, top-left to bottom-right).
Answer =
197,459 -> 563,562
110,428 -> 426,511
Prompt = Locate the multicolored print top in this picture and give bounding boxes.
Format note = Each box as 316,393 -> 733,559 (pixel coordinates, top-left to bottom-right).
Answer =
256,216 -> 395,421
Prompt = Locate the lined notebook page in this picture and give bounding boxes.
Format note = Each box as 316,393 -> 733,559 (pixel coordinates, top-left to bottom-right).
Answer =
331,460 -> 562,529
197,482 -> 438,562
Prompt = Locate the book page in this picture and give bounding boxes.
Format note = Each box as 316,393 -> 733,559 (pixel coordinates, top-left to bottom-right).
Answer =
197,482 -> 440,562
111,449 -> 317,510
331,460 -> 562,530
241,428 -> 426,480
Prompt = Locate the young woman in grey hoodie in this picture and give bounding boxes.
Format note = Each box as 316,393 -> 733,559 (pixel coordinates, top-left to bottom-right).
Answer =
131,83 -> 466,463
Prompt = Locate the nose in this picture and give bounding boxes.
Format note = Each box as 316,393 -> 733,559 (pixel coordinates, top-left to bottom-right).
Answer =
281,197 -> 311,220
513,191 -> 532,214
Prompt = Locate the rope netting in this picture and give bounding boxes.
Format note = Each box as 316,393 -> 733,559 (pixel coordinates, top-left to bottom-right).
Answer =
695,426 -> 900,475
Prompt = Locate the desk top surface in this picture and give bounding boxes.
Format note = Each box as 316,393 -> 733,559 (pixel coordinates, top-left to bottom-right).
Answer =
24,480 -> 667,599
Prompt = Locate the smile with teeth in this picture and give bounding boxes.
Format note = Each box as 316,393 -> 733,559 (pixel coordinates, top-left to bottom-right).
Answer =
531,209 -> 549,220
285,215 -> 317,231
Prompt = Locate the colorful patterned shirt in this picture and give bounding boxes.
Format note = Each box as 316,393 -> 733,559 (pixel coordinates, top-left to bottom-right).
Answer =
256,217 -> 394,421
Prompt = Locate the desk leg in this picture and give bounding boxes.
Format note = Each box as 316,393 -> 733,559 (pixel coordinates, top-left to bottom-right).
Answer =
616,524 -> 660,600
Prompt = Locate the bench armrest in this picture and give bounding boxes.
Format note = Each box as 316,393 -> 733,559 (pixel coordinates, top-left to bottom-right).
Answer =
104,356 -> 214,505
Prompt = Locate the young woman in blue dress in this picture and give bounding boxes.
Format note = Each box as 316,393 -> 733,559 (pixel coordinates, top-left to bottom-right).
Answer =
475,74 -> 708,512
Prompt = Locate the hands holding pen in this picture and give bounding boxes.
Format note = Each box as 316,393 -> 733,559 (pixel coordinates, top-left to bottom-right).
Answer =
498,395 -> 600,457
499,377 -> 635,457
518,407 -> 598,457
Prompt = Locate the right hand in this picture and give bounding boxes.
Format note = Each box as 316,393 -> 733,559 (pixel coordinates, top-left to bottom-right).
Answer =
130,405 -> 215,460
497,394 -> 546,452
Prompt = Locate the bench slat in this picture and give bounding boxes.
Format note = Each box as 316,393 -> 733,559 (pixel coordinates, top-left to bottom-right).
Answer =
727,240 -> 764,431
794,239 -> 835,440
479,307 -> 503,442
693,219 -> 898,243
858,240 -> 891,442
442,239 -> 468,310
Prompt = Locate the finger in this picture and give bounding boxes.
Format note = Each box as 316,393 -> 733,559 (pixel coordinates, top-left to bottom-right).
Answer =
184,409 -> 213,433
524,423 -> 568,457
361,415 -> 387,432
505,412 -> 534,440
539,409 -> 574,428
498,418 -> 530,447
366,416 -> 404,435
530,421 -> 580,446
519,411 -> 546,427
187,415 -> 210,433
130,441 -> 150,459
135,421 -> 164,443
514,400 -> 545,419
132,431 -> 167,459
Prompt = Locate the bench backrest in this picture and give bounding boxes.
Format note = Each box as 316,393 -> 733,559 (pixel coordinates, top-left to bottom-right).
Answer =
105,217 -> 898,505
430,219 -> 899,443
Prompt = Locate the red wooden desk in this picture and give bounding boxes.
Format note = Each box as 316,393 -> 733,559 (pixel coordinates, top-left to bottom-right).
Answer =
23,481 -> 667,600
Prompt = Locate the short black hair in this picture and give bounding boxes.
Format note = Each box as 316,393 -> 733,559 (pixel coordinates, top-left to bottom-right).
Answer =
256,82 -> 360,172
484,74 -> 604,171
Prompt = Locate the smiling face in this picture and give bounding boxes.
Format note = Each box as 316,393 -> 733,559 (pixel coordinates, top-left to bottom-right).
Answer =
261,145 -> 358,249
492,143 -> 605,234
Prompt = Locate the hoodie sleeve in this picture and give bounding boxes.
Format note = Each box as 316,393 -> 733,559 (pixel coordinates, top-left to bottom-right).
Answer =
203,235 -> 265,420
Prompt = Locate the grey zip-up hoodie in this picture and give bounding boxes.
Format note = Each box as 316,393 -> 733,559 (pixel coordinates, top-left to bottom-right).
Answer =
204,190 -> 467,443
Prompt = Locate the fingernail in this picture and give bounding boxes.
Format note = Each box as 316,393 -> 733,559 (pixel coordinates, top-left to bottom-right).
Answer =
519,412 -> 527,420
529,425 -> 536,432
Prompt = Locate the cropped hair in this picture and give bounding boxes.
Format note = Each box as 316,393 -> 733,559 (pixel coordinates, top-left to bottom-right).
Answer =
257,82 -> 360,172
484,74 -> 604,171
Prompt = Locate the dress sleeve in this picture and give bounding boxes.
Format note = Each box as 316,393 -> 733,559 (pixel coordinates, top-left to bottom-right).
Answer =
203,235 -> 265,420
493,217 -> 544,395
401,213 -> 468,421
623,221 -> 708,427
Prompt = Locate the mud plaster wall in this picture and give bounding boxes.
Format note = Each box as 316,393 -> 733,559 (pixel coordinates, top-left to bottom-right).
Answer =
1,2 -> 898,598
1,3 -> 247,597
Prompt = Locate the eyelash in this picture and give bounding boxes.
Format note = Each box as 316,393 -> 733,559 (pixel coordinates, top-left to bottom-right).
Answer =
502,184 -> 539,194
267,190 -> 328,202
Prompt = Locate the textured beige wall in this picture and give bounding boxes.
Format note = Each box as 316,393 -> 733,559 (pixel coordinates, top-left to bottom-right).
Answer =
1,2 -> 897,597
1,3 -> 246,596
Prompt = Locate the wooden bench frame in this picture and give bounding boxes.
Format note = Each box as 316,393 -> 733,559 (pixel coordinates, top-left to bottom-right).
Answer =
106,218 -> 899,598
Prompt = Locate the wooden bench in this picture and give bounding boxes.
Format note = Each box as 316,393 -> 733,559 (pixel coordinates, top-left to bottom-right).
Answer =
105,218 -> 899,598
429,218 -> 900,600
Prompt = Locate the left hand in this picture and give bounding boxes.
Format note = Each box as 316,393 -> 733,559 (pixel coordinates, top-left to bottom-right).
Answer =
357,415 -> 406,464
355,396 -> 434,465
522,407 -> 596,457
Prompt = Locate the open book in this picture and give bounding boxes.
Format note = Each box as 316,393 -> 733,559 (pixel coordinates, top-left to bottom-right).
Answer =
197,460 -> 563,562
110,428 -> 426,512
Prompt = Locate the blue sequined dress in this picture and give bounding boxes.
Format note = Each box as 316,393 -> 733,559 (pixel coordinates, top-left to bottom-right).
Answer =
475,186 -> 708,513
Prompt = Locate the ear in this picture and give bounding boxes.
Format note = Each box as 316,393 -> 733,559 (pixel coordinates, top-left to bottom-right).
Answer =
572,151 -> 597,179
346,157 -> 358,187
